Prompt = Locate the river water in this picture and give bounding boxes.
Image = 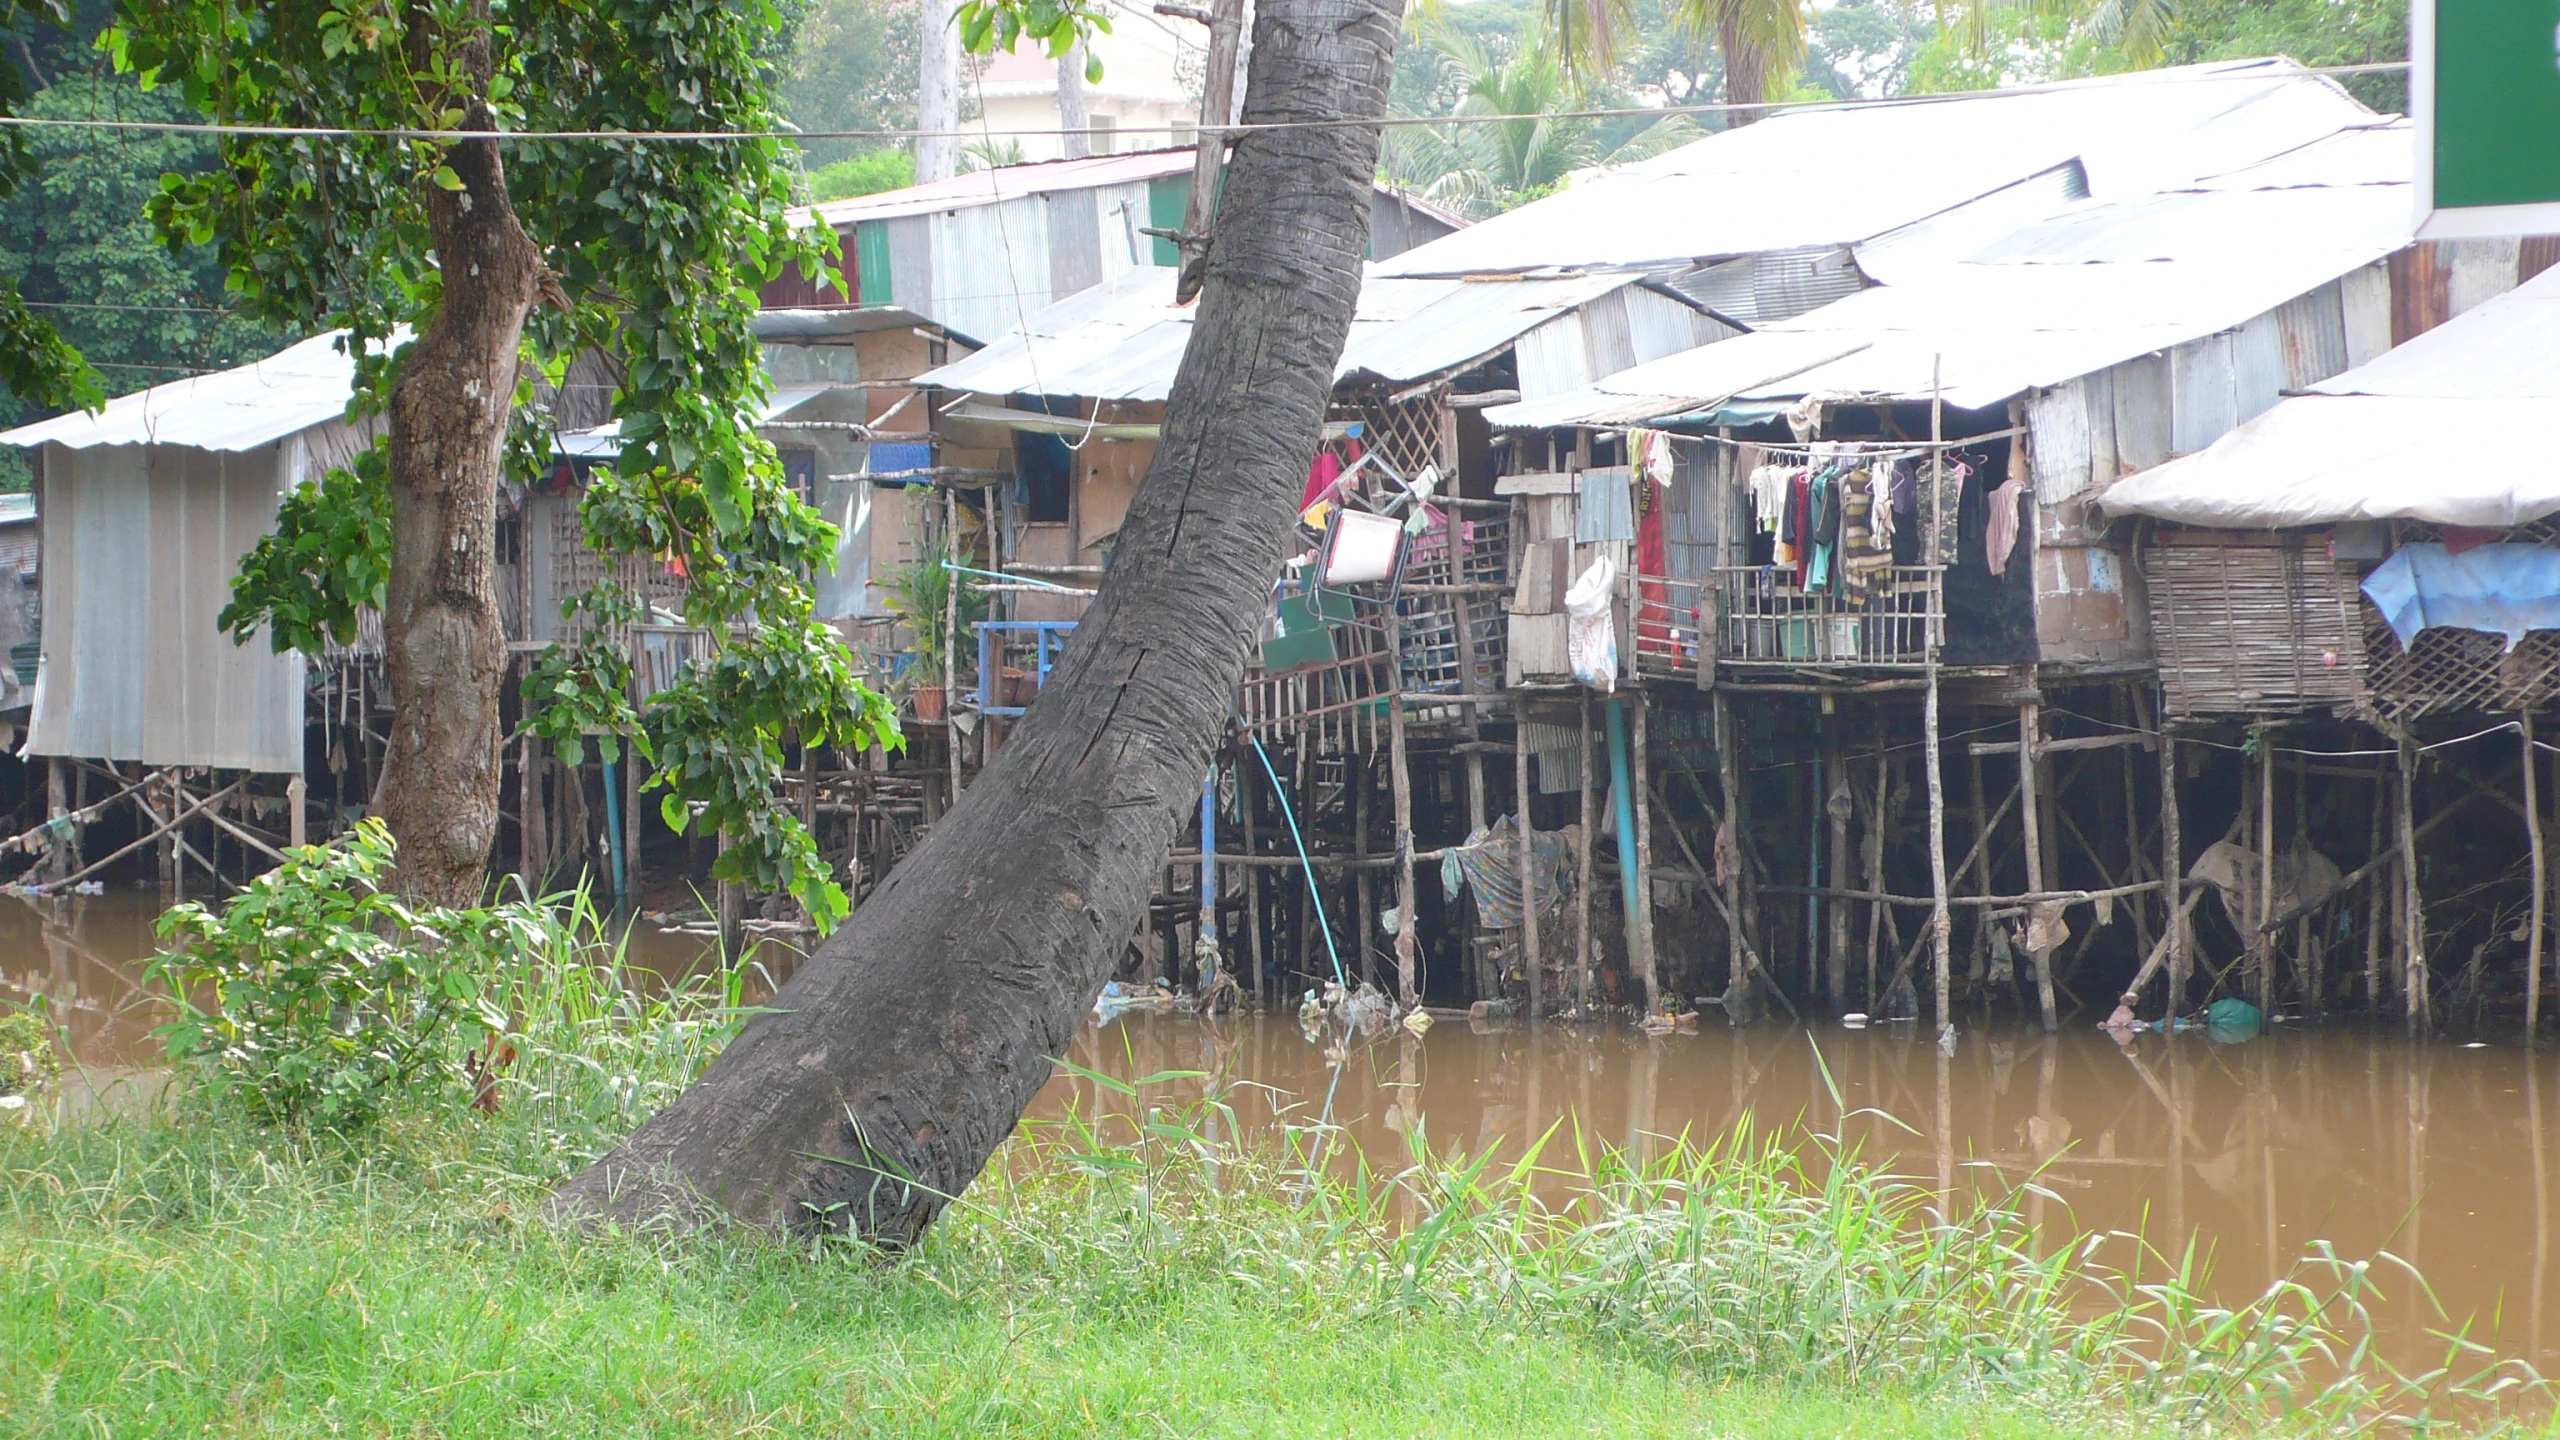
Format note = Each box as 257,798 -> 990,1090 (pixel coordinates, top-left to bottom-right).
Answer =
12,890 -> 2560,1379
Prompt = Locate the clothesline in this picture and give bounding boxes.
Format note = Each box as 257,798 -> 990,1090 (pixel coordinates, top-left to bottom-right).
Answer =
1671,426 -> 2026,455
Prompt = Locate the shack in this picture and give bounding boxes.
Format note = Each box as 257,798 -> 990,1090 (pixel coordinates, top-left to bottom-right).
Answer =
0,330 -> 365,893
766,149 -> 1461,344
2101,258 -> 2560,1031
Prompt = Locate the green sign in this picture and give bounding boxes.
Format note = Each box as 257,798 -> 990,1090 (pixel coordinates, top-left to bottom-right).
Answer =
2416,0 -> 2560,236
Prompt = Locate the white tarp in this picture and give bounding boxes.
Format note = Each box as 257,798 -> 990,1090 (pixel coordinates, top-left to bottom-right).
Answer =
2103,265 -> 2560,528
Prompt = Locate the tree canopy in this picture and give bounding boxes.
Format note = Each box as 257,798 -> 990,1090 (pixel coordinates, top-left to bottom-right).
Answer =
103,0 -> 900,919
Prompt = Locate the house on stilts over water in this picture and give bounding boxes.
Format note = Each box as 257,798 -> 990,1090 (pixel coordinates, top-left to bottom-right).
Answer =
879,57 -> 2560,1032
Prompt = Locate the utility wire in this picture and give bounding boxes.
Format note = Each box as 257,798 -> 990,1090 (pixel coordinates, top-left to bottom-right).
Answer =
0,61 -> 2413,146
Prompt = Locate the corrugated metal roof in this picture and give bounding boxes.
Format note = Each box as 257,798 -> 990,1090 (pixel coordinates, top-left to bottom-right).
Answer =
3,331 -> 366,453
915,265 -> 1653,402
2103,266 -> 2560,527
1377,59 -> 2377,279
799,149 -> 1199,228
1489,162 -> 2410,425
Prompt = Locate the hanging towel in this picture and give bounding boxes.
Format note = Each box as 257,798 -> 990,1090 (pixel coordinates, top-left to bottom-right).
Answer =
1984,474 -> 2027,576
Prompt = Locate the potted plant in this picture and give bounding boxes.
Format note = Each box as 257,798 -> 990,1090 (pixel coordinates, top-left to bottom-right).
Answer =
886,538 -> 984,721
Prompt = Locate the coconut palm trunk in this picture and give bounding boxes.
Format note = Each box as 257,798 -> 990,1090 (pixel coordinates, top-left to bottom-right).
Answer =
550,0 -> 1405,1243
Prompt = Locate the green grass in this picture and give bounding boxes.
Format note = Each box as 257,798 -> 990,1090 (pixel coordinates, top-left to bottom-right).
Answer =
0,908 -> 2546,1437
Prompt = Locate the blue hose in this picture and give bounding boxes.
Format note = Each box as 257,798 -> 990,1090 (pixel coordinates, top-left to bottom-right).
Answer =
1248,735 -> 1346,987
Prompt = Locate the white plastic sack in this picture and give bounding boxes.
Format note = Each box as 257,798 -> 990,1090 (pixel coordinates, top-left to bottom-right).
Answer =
1565,554 -> 1617,692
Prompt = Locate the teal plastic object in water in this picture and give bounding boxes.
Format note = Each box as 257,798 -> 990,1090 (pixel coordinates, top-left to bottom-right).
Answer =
2206,997 -> 2264,1042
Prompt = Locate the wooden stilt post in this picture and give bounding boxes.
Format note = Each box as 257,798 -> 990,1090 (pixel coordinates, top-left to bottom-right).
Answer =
2018,698 -> 2058,1031
2161,708 -> 2187,1022
2530,711 -> 2546,1033
288,773 -> 307,851
1969,744 -> 1990,991
1926,669 -> 1952,1035
1243,754 -> 1265,1007
2398,733 -> 2427,1029
1826,717 -> 1851,1009
1464,748 -> 1490,1000
1387,613 -> 1420,1012
1516,709 -> 1541,1020
1576,696 -> 1596,1012
1354,755 -> 1375,989
1714,687 -> 1746,1008
2256,723 -> 2276,1013
1924,352 -> 1953,1035
1630,694 -> 1660,1016
1863,711 -> 1886,1008
2365,770 -> 2387,1010
2295,747 -> 2318,1012
45,757 -> 65,885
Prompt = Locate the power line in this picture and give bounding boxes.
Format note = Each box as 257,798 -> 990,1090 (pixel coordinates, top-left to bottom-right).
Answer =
0,60 -> 2413,146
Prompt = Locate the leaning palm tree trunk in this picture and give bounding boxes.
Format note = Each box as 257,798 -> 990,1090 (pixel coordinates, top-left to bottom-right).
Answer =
550,0 -> 1406,1244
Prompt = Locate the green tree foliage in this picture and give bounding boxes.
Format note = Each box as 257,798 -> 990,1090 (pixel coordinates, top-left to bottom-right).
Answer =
777,0 -> 919,171
0,76 -> 292,423
0,2 -> 104,418
1386,9 -> 1701,216
806,146 -> 916,201
105,0 -> 903,926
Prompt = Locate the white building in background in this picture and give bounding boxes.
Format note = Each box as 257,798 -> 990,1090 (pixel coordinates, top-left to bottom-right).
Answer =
968,1 -> 1203,162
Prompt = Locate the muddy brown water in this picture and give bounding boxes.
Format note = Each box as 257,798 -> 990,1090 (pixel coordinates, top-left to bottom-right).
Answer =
13,890 -> 2560,1380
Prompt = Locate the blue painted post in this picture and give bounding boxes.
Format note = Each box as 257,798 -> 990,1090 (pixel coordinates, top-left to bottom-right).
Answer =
1199,765 -> 1219,993
1605,698 -> 1641,975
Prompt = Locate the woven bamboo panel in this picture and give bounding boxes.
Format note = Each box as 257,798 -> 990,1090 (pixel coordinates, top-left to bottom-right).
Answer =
2145,542 -> 2363,717
2362,611 -> 2560,720
1332,390 -> 1451,480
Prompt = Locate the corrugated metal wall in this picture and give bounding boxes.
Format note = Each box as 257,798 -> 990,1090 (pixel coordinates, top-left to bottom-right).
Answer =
28,439 -> 308,773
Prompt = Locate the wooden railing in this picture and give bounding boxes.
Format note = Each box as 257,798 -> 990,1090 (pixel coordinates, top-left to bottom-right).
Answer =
1701,564 -> 1944,670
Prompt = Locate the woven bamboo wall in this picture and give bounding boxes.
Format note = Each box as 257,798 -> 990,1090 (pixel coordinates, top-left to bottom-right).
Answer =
2144,539 -> 2365,717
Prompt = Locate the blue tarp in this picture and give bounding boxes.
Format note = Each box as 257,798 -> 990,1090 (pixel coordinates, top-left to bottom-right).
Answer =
2359,542 -> 2560,650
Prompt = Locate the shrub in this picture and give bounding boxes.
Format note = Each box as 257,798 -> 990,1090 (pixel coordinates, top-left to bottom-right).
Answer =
0,1002 -> 56,1097
149,819 -> 532,1132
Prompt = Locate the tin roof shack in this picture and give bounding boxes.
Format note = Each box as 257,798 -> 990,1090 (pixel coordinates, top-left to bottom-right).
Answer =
1455,108 -> 2551,1034
910,262 -> 1732,1011
0,332 -> 364,892
2099,263 -> 2560,1031
766,149 -> 1462,344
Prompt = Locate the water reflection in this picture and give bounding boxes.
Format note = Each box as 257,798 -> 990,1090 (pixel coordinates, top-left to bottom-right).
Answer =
1042,1012 -> 2560,1375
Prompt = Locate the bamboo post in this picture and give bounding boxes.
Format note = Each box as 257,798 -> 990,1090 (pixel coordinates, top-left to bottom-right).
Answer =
1969,744 -> 1991,989
1630,694 -> 1661,1015
2256,723 -> 2275,1013
2399,733 -> 2427,1029
2161,711 -> 2187,1021
1826,718 -> 1851,1008
2530,711 -> 2547,1033
1577,696 -> 1596,1012
2018,699 -> 2058,1031
1387,613 -> 1421,1011
1516,713 -> 1541,1019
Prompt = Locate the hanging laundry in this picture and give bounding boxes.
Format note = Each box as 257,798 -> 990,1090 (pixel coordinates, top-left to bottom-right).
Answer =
1752,464 -> 1790,535
1869,466 -> 1898,550
1577,467 -> 1636,542
1984,472 -> 2027,576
